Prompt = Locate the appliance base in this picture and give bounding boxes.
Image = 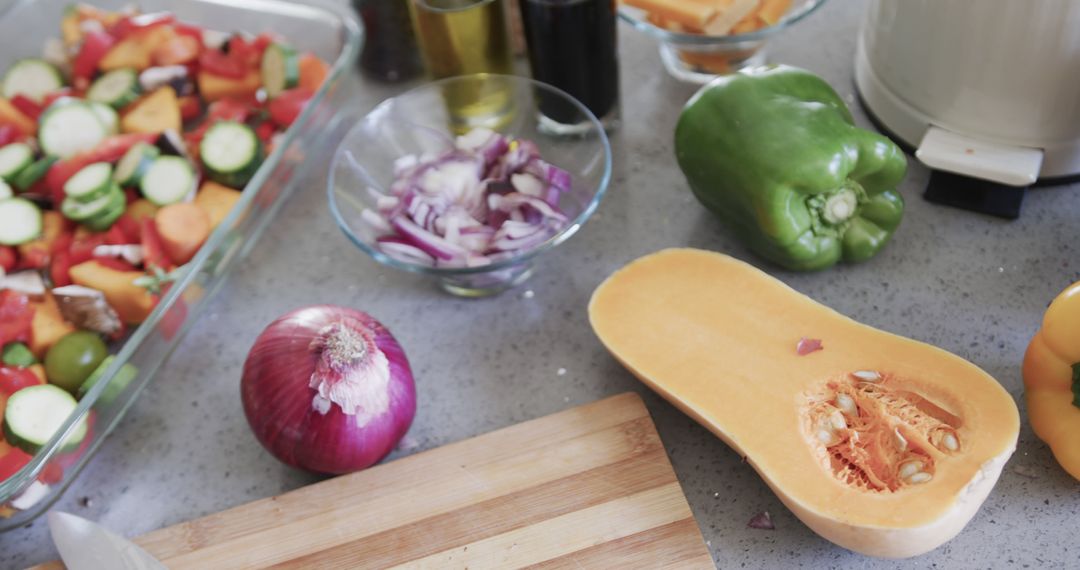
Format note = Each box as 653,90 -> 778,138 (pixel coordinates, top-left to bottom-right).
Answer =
854,39 -> 1080,182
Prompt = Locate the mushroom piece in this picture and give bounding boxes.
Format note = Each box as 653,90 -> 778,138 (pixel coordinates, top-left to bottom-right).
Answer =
53,285 -> 123,336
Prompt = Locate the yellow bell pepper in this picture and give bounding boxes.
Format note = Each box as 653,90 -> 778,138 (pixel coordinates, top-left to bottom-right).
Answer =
1023,280 -> 1080,480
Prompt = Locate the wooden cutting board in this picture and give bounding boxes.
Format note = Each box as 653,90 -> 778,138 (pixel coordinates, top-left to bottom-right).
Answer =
42,393 -> 713,569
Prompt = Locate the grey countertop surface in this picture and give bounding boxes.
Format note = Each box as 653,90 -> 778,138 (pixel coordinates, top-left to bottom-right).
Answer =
4,0 -> 1080,567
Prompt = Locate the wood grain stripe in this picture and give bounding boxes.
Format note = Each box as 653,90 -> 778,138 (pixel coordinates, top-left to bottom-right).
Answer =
523,518 -> 715,570
386,484 -> 690,569
137,394 -> 650,562
269,448 -> 676,568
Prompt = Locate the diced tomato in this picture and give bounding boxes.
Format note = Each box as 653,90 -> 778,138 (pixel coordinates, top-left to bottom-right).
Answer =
267,87 -> 314,129
50,249 -> 73,287
0,291 -> 33,348
198,49 -> 248,79
0,366 -> 43,397
178,95 -> 202,122
0,447 -> 32,482
45,133 -> 158,200
153,34 -> 201,66
115,214 -> 141,243
0,124 -> 20,146
0,246 -> 15,272
72,31 -> 116,81
254,120 -> 275,143
91,256 -> 137,272
38,462 -> 64,485
9,95 -> 42,121
110,12 -> 175,39
141,218 -> 172,272
123,187 -> 139,204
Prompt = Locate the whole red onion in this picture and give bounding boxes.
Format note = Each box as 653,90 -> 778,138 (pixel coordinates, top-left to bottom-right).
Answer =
241,305 -> 416,474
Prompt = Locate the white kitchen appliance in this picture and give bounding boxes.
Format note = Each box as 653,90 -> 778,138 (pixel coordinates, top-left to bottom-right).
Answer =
855,0 -> 1080,189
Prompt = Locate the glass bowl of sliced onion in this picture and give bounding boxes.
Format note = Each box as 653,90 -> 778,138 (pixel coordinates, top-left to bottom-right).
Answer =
328,74 -> 612,297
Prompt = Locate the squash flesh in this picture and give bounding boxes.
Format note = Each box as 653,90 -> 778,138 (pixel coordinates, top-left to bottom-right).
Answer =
588,248 -> 1019,558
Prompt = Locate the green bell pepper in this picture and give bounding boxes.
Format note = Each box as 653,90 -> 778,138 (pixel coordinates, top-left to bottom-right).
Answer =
675,65 -> 907,271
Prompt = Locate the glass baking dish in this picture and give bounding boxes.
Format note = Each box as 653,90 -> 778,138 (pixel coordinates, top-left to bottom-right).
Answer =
0,0 -> 362,530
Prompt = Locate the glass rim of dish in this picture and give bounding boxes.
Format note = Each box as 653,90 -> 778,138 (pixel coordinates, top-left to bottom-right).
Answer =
327,73 -> 613,277
617,0 -> 828,45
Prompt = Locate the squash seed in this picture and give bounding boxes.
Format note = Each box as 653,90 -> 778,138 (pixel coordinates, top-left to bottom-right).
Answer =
905,472 -> 932,485
830,410 -> 848,431
898,460 -> 924,479
836,393 -> 856,415
851,370 -> 882,382
941,432 -> 959,452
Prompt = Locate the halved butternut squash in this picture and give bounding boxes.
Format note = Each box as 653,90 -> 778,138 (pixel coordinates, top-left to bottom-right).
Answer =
588,249 -> 1019,558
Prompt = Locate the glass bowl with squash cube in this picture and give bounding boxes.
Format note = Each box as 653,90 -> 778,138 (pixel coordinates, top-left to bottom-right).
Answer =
618,0 -> 828,83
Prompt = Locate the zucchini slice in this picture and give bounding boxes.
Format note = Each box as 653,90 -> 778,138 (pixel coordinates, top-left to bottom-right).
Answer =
2,384 -> 88,454
2,58 -> 63,102
0,197 -> 42,245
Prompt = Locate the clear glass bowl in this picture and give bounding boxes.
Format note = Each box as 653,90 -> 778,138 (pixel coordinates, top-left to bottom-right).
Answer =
328,74 -> 613,297
0,0 -> 361,531
619,0 -> 828,83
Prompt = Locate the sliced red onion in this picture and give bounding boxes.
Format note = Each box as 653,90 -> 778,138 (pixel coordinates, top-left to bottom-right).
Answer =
377,236 -> 435,266
363,128 -> 573,267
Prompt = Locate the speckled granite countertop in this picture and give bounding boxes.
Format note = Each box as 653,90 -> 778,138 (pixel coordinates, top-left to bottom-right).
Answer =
4,0 -> 1079,567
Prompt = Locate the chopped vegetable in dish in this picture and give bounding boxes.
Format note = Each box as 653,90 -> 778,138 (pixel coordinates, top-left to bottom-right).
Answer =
0,3 -> 331,506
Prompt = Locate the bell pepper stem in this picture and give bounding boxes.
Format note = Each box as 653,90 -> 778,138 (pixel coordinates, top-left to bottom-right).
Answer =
821,188 -> 859,225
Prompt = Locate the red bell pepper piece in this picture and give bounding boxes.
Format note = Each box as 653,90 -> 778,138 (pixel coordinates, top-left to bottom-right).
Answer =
173,23 -> 204,42
38,462 -> 64,485
115,214 -> 141,244
46,133 -> 158,201
198,49 -> 248,79
9,95 -> 42,121
72,31 -> 116,81
110,12 -> 175,39
252,33 -> 275,56
154,283 -> 187,341
267,88 -> 314,129
0,124 -> 20,146
0,366 -> 43,397
178,95 -> 202,122
0,291 -> 33,347
91,257 -> 137,272
186,98 -> 252,147
227,35 -> 262,68
141,218 -> 173,272
50,249 -> 73,287
69,232 -> 108,265
0,246 -> 15,272
0,447 -> 32,482
102,224 -> 130,246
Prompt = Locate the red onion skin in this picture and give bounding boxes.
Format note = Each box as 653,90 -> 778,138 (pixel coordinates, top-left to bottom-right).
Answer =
241,306 -> 417,475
